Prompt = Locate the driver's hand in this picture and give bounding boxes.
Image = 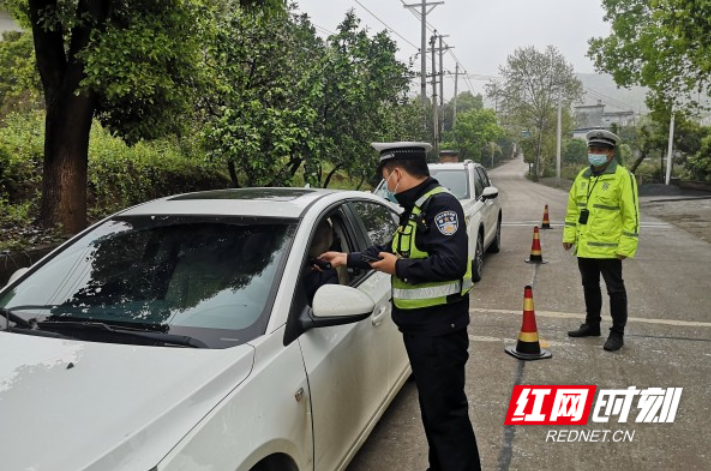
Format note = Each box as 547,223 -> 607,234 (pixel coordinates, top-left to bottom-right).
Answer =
319,251 -> 347,268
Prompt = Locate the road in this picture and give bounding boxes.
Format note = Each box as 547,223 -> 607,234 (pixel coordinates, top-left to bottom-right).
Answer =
347,156 -> 711,471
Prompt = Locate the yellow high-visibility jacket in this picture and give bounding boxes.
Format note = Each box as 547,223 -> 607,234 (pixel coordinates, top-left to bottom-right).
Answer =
563,160 -> 640,259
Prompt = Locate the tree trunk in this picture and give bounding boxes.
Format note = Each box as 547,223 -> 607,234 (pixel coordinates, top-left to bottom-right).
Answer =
323,163 -> 344,189
30,0 -> 110,234
39,93 -> 95,234
227,161 -> 240,187
355,175 -> 365,190
630,152 -> 647,174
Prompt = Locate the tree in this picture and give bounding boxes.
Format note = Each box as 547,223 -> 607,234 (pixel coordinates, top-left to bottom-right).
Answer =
441,91 -> 483,133
487,45 -> 583,180
0,0 -> 284,234
445,108 -> 504,163
563,138 -> 588,165
687,135 -> 711,182
0,30 -> 42,119
589,0 -> 711,111
202,8 -> 323,188
203,9 -> 411,189
314,12 -> 411,188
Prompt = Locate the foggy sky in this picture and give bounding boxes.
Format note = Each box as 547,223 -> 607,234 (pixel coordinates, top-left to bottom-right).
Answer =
295,0 -> 612,97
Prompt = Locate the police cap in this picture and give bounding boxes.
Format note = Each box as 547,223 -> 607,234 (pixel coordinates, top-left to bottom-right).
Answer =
586,130 -> 620,149
372,142 -> 432,171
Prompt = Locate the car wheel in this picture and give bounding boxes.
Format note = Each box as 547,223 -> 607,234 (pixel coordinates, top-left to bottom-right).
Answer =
471,233 -> 484,282
486,217 -> 502,254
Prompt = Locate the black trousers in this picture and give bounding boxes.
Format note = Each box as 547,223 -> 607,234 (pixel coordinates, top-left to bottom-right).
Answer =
577,257 -> 628,334
403,328 -> 481,471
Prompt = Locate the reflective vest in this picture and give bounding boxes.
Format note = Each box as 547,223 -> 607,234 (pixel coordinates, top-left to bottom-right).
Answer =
563,160 -> 640,258
391,187 -> 473,309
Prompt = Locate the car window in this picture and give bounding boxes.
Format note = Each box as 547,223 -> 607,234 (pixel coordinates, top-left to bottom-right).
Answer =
351,201 -> 399,246
473,168 -> 485,198
429,169 -> 470,199
0,215 -> 296,348
477,167 -> 491,187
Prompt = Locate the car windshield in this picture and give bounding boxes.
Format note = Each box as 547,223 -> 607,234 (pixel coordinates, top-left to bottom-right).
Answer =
429,169 -> 470,199
0,215 -> 295,348
372,168 -> 470,201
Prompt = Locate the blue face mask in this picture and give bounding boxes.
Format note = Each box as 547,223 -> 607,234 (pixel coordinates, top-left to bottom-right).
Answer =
383,170 -> 400,203
588,154 -> 609,167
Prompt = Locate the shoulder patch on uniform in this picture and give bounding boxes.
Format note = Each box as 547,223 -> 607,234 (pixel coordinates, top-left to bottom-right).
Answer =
435,210 -> 459,236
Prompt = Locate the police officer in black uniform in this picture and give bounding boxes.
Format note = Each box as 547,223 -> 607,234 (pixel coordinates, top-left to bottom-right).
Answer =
320,142 -> 481,471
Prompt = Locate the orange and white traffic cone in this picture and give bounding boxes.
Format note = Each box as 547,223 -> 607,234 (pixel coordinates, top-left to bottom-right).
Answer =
505,285 -> 552,361
525,226 -> 547,264
541,204 -> 552,229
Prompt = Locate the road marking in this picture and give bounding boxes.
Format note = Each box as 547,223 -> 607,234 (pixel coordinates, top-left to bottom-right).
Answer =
470,308 -> 711,328
502,221 -> 672,229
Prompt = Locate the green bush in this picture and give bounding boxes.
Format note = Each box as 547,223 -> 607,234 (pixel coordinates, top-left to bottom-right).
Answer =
0,111 -> 229,251
0,111 -> 44,204
87,124 -> 229,219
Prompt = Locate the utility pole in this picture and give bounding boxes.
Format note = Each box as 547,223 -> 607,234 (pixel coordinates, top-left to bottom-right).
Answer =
430,33 -> 439,154
438,35 -> 448,137
452,63 -> 459,141
556,85 -> 562,188
404,1 -> 444,130
665,108 -> 675,185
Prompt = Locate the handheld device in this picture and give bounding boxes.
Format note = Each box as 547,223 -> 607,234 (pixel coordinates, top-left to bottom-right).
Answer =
309,258 -> 332,270
360,253 -> 384,263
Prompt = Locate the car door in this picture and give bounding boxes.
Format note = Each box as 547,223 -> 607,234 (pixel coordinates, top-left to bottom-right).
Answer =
347,199 -> 410,394
295,203 -> 391,471
476,167 -> 499,245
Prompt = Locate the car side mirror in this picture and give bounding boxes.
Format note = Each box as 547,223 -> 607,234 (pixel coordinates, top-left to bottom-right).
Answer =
283,284 -> 376,346
312,284 -> 375,320
297,284 -> 374,335
481,186 -> 499,200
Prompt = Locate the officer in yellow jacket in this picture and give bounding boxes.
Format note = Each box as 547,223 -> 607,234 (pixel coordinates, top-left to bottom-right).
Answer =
320,142 -> 481,471
563,130 -> 640,351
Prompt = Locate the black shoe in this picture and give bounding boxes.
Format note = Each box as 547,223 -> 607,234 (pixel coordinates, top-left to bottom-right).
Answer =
568,323 -> 601,337
604,332 -> 624,351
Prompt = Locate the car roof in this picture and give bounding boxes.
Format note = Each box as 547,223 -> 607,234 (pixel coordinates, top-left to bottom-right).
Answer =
119,187 -> 341,219
428,161 -> 482,170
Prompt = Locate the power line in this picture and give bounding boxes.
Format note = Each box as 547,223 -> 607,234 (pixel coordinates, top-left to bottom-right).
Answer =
583,86 -> 637,112
353,0 -> 419,50
312,23 -> 336,36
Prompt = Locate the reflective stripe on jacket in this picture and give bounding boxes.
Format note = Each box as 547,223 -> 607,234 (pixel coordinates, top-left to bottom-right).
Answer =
563,160 -> 640,258
392,186 -> 473,309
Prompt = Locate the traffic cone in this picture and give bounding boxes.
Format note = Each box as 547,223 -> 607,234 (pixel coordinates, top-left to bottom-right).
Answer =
505,285 -> 552,361
541,205 -> 552,229
525,226 -> 547,264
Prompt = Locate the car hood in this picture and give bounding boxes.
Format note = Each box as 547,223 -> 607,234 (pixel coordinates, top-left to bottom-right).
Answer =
0,331 -> 255,471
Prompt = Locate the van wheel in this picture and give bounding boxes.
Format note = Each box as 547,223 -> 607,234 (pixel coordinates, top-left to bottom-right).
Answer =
471,234 -> 484,282
486,218 -> 502,254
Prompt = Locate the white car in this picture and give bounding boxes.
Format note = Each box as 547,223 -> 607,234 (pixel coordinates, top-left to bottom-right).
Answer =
374,160 -> 502,281
0,188 -> 411,471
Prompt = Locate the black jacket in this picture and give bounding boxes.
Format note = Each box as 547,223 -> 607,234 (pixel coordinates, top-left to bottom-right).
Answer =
348,177 -> 470,335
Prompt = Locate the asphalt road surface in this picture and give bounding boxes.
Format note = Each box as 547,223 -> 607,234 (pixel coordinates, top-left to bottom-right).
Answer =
347,156 -> 711,471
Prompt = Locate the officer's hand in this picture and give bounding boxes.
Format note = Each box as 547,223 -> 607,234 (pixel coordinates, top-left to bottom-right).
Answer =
369,252 -> 398,275
319,251 -> 347,268
617,254 -> 627,260
563,242 -> 573,251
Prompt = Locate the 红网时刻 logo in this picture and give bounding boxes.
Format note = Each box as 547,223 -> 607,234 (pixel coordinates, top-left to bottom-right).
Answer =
505,385 -> 682,425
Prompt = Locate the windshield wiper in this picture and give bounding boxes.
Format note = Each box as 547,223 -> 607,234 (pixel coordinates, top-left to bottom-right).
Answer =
0,307 -> 33,329
37,321 -> 209,348
5,326 -> 72,339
